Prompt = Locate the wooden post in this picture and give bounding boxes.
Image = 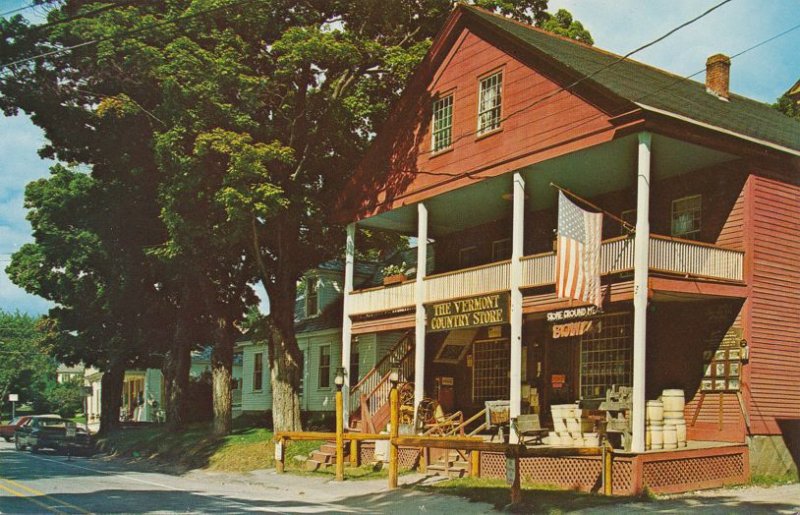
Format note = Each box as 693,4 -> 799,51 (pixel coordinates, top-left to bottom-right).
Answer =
336,389 -> 345,481
388,384 -> 399,489
471,450 -> 480,478
418,447 -> 427,473
507,446 -> 522,506
350,438 -> 359,467
603,444 -> 613,496
275,436 -> 286,473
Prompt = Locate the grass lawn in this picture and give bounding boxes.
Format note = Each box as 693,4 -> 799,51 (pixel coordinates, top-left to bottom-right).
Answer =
95,418 -> 326,473
422,477 -> 653,513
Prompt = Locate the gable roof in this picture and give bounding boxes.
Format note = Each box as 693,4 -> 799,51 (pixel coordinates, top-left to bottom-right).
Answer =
462,6 -> 800,154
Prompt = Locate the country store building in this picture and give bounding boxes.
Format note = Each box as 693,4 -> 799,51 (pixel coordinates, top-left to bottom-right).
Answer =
328,5 -> 800,494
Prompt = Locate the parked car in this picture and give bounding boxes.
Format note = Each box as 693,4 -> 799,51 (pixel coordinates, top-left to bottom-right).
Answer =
14,416 -> 91,453
1,416 -> 32,442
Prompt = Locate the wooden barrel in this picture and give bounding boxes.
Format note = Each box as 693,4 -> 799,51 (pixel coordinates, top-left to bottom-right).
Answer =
673,419 -> 687,447
649,425 -> 663,450
646,400 -> 664,424
662,389 -> 685,419
663,423 -> 678,449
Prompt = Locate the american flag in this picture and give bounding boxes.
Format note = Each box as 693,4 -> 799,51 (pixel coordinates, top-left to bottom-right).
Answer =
556,191 -> 603,307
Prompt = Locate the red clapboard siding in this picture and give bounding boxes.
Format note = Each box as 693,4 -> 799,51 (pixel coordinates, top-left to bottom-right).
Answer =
716,185 -> 745,250
354,27 -> 616,214
746,176 -> 800,435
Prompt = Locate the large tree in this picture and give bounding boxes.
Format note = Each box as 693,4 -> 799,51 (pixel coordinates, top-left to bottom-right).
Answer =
2,0 -> 592,433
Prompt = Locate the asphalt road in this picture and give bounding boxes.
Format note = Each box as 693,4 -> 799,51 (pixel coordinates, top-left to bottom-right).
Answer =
0,440 -> 495,514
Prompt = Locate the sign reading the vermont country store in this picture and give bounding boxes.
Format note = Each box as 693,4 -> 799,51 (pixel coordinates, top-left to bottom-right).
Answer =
426,292 -> 510,332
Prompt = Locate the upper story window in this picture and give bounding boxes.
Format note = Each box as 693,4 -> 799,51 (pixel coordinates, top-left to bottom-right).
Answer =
253,352 -> 264,391
305,276 -> 319,317
492,238 -> 512,261
477,71 -> 503,135
671,195 -> 702,239
432,94 -> 453,153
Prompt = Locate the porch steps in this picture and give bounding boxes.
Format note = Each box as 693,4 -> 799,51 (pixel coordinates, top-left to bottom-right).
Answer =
304,441 -> 353,472
425,450 -> 470,479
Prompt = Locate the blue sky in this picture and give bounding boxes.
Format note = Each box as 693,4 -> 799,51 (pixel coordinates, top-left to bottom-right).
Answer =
1,0 -> 798,315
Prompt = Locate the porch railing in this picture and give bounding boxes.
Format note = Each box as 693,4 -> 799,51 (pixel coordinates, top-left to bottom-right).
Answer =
349,329 -> 414,415
349,236 -> 743,316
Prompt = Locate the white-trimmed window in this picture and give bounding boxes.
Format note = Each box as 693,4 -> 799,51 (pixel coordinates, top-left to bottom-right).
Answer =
432,94 -> 454,152
671,195 -> 702,239
318,345 -> 331,389
492,238 -> 512,261
305,276 -> 319,317
477,72 -> 503,135
253,352 -> 264,391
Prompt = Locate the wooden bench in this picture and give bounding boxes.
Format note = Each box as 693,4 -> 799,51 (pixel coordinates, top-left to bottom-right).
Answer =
514,414 -> 548,445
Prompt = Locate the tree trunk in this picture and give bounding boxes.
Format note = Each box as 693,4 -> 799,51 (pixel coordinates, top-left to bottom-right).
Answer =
98,360 -> 124,435
268,301 -> 303,432
211,318 -> 235,436
164,312 -> 192,432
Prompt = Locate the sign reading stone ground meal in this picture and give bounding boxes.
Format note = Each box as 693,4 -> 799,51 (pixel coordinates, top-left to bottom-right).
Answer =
426,292 -> 510,332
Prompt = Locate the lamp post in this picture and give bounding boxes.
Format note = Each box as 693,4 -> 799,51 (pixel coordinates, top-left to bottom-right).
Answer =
334,366 -> 346,481
388,361 -> 400,489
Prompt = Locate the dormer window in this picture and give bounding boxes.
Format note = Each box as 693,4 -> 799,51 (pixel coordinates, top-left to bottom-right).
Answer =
477,71 -> 503,135
305,276 -> 319,317
432,93 -> 453,153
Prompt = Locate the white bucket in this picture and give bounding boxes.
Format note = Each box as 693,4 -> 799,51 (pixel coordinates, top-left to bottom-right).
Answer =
662,389 -> 685,419
649,425 -> 663,450
663,423 -> 678,450
646,400 -> 664,424
673,419 -> 687,447
584,433 -> 600,447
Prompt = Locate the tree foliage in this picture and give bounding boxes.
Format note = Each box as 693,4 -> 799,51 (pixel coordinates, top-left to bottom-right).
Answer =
2,0 -> 593,433
774,93 -> 800,120
0,310 -> 55,415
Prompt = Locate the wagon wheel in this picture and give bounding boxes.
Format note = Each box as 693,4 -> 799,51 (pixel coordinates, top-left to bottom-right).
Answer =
398,382 -> 415,425
415,397 -> 437,428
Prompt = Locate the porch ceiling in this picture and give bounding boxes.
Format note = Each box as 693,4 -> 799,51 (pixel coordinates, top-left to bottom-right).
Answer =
357,134 -> 737,237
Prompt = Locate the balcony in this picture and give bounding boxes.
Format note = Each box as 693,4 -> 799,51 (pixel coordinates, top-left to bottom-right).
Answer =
349,235 -> 744,316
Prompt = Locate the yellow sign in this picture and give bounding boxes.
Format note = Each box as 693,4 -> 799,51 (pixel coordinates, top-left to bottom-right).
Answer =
552,320 -> 594,339
426,293 -> 510,333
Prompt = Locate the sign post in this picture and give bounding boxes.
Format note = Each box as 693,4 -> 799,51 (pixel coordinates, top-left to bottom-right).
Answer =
8,394 -> 18,419
65,421 -> 77,461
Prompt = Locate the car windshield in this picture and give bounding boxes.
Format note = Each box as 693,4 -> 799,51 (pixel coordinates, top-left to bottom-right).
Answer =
9,417 -> 22,425
37,418 -> 67,428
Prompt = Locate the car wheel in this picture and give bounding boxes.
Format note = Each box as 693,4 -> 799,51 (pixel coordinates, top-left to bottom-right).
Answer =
15,436 -> 26,451
30,445 -> 39,453
3,436 -> 10,442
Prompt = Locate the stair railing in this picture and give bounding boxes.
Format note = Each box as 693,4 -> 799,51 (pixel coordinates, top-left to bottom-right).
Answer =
349,329 -> 414,414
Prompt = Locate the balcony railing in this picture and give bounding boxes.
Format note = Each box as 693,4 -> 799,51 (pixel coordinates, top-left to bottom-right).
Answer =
348,235 -> 743,316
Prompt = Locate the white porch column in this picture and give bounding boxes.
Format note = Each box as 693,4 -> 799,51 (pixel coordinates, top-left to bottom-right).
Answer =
631,132 -> 651,453
509,172 -> 525,442
341,222 -> 356,420
414,203 -> 429,419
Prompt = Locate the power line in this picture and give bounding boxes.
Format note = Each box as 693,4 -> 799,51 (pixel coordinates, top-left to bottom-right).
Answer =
0,0 -> 262,70
0,1 -> 49,18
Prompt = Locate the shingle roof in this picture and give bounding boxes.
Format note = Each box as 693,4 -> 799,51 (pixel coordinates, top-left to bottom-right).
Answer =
465,6 -> 800,153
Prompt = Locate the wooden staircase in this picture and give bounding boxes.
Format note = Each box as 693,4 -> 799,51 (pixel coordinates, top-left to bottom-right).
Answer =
425,449 -> 471,478
348,330 -> 415,433
305,440 -> 353,471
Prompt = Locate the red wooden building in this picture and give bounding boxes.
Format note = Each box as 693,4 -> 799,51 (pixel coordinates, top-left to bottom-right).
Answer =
336,5 -> 800,493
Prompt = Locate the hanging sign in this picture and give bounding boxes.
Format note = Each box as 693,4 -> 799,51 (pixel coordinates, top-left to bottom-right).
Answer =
546,305 -> 601,322
552,320 -> 595,339
426,292 -> 510,333
8,394 -> 18,402
274,440 -> 283,461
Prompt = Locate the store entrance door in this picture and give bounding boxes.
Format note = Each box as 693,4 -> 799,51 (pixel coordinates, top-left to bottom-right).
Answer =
543,337 -> 579,420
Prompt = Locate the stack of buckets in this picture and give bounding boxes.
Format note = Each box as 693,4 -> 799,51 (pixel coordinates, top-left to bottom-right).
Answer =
646,389 -> 687,450
548,404 -> 599,447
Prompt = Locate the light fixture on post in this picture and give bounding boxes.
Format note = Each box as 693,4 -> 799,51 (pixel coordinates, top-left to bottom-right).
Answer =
389,361 -> 400,388
334,366 -> 346,481
334,367 -> 346,391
